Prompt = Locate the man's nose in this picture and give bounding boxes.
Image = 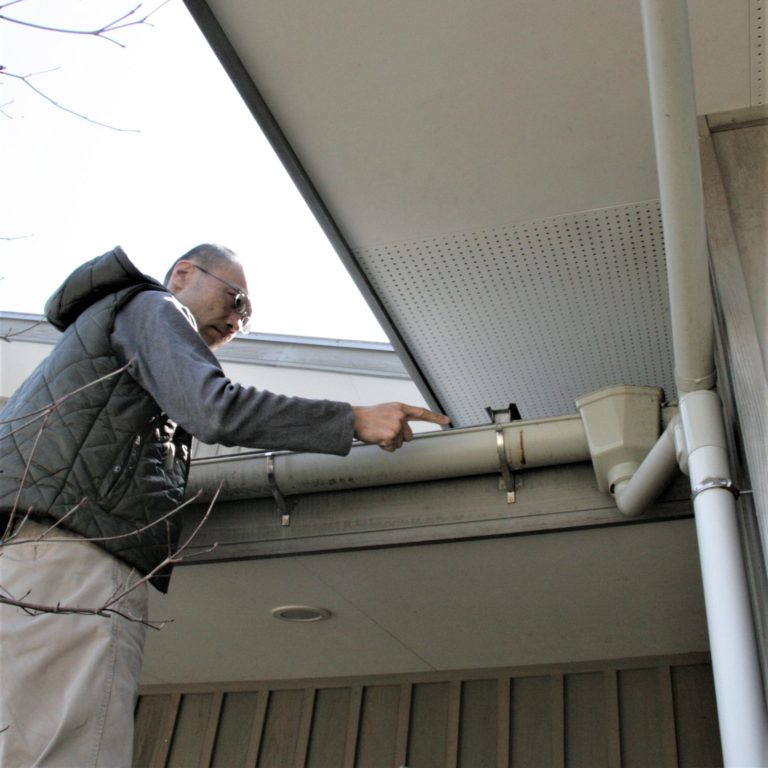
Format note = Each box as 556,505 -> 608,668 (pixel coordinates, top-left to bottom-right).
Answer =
226,310 -> 245,333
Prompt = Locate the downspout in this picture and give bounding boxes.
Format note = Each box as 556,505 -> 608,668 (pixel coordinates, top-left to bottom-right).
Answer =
612,417 -> 680,518
636,0 -> 768,763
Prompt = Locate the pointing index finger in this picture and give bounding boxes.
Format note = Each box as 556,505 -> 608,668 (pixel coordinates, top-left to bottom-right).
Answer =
402,405 -> 451,425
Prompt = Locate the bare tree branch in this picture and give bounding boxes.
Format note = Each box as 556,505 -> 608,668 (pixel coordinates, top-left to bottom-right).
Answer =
0,487 -> 222,629
0,343 -> 224,629
5,410 -> 51,530
0,1 -> 171,48
1,360 -> 221,628
0,318 -> 46,342
99,486 -> 221,614
0,67 -> 139,131
0,364 -> 131,427
2,499 -> 86,546
0,0 -> 171,128
0,588 -> 171,629
5,490 -> 203,548
0,363 -> 131,535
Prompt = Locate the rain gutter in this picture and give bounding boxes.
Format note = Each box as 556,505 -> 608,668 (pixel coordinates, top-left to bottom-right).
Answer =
188,414 -> 597,503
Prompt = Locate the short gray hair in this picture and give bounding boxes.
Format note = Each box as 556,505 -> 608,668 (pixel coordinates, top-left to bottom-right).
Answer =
163,243 -> 239,286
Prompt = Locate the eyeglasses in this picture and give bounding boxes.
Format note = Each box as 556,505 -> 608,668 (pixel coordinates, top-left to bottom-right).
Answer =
191,263 -> 252,332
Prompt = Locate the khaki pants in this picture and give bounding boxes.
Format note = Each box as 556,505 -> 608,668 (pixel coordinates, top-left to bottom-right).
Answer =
0,522 -> 148,768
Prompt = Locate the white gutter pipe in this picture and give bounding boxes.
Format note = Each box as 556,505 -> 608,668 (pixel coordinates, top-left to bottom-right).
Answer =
640,0 -> 768,763
188,414 -> 593,502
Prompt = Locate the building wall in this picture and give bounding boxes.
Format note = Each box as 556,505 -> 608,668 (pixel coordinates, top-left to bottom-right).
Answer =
708,116 -> 767,373
701,108 -> 768,688
135,654 -> 722,768
0,335 -> 50,395
702,109 -> 768,544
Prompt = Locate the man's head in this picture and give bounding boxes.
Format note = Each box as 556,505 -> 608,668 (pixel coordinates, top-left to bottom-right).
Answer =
165,244 -> 251,350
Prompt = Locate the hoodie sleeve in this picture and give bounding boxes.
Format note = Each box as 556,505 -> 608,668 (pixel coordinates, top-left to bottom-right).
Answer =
110,290 -> 355,455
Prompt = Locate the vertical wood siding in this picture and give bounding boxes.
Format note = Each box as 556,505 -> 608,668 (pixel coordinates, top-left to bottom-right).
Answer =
135,656 -> 722,768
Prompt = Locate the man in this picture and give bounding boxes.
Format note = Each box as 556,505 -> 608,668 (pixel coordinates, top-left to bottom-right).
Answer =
0,244 -> 449,767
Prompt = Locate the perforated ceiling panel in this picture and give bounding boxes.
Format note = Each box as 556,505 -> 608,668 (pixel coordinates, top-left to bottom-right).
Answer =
355,201 -> 676,426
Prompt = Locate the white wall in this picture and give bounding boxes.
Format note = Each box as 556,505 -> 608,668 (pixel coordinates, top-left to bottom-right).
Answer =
0,341 -> 50,396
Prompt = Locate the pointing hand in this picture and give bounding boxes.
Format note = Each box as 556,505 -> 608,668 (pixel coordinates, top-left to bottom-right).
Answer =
351,402 -> 451,452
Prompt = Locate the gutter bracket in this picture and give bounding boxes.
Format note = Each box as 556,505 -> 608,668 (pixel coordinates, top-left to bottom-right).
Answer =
266,453 -> 295,526
495,425 -> 516,503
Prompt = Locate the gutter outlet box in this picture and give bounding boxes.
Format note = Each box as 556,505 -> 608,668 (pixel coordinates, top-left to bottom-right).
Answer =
576,385 -> 663,493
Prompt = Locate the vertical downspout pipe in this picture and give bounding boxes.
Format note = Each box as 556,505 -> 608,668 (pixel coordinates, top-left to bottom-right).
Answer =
682,391 -> 768,766
640,0 -> 768,764
639,0 -> 715,395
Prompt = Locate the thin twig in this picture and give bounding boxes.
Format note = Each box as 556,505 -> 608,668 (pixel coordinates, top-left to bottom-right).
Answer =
0,0 -> 171,128
0,363 -> 131,425
0,592 -> 172,629
4,490 -> 204,547
0,364 -> 131,534
0,1 -> 170,48
0,318 -> 46,342
0,354 -> 219,628
6,410 -> 50,526
100,484 -> 222,610
2,499 -> 85,545
0,487 -> 221,628
0,69 -> 139,131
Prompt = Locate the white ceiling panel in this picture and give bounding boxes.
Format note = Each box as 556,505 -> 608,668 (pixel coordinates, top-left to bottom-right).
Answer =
200,0 -> 751,245
203,0 -> 661,245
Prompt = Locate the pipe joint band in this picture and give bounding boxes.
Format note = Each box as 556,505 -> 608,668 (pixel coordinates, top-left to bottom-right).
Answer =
691,477 -> 740,501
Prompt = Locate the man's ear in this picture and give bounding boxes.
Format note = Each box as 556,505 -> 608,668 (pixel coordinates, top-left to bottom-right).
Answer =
168,260 -> 195,292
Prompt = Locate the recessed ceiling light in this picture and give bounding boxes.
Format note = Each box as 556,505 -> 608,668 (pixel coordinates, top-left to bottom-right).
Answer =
271,605 -> 332,622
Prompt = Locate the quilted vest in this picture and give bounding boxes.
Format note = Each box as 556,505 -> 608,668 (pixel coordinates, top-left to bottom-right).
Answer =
0,248 -> 191,592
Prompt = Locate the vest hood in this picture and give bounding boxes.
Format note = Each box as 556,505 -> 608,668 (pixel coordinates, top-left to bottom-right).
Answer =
45,246 -> 161,331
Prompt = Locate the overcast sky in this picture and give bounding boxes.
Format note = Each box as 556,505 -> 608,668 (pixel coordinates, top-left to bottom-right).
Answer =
0,0 -> 387,342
